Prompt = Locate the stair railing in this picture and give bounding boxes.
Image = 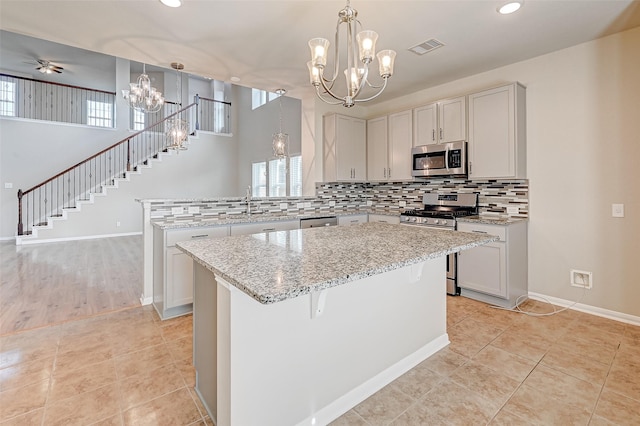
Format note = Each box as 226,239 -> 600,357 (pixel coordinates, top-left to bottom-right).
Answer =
17,101 -> 198,236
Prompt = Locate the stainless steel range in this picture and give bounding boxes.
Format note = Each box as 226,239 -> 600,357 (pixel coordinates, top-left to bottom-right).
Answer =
400,193 -> 479,295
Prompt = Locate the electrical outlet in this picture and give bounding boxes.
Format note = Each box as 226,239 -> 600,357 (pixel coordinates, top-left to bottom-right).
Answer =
399,200 -> 407,208
297,202 -> 304,209
116,221 -> 121,227
329,200 -> 336,207
570,269 -> 592,289
4,182 -> 13,189
280,202 -> 288,210
188,206 -> 200,214
171,206 -> 184,215
612,204 -> 624,218
507,206 -> 519,215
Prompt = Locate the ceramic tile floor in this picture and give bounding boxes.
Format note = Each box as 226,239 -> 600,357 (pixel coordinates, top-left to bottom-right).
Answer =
1,297 -> 639,425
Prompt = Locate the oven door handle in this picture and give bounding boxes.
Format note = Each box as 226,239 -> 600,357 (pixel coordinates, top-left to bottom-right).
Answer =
445,145 -> 450,170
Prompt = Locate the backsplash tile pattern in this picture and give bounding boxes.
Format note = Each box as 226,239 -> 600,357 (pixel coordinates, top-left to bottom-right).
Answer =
145,179 -> 528,222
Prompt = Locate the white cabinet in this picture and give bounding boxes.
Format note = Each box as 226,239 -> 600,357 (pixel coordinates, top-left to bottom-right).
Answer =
368,214 -> 400,225
413,96 -> 466,146
153,225 -> 229,319
230,219 -> 299,236
457,220 -> 527,308
367,116 -> 388,181
367,110 -> 413,181
323,114 -> 367,181
468,83 -> 526,179
388,110 -> 413,180
338,214 -> 368,226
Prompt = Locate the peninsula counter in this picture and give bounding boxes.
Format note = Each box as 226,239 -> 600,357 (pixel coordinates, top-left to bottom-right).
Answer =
177,222 -> 496,426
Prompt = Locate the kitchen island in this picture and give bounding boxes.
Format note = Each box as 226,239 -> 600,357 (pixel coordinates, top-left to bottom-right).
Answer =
177,222 -> 496,426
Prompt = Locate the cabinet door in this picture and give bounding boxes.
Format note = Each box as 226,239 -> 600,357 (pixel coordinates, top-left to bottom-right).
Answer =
468,85 -> 515,179
458,242 -> 507,298
388,110 -> 413,180
335,115 -> 354,180
166,247 -> 194,309
367,116 -> 388,180
439,96 -> 466,143
413,103 -> 438,146
351,117 -> 367,180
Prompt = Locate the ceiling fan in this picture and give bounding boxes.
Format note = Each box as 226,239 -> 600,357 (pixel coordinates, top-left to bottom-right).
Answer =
35,59 -> 63,74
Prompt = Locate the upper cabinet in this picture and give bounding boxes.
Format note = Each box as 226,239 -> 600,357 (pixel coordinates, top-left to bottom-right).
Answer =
468,83 -> 526,179
413,96 -> 466,146
367,110 -> 413,181
323,114 -> 367,181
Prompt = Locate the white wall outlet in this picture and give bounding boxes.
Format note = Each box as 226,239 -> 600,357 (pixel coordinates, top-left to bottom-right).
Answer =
367,200 -> 373,206
507,206 -> 519,215
612,203 -> 624,218
570,269 -> 593,289
296,202 -> 304,209
171,206 -> 184,215
188,206 -> 200,214
304,202 -> 312,208
399,200 -> 407,208
116,221 -> 121,227
280,202 -> 288,210
4,182 -> 13,189
329,200 -> 336,207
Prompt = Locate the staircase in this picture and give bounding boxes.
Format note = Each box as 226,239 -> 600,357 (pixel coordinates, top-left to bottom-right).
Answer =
16,102 -> 198,245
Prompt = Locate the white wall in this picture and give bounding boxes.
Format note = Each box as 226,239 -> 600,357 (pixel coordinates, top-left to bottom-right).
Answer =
307,26 -> 640,317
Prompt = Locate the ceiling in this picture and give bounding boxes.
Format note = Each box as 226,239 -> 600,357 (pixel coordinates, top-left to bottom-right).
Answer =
1,0 -> 640,104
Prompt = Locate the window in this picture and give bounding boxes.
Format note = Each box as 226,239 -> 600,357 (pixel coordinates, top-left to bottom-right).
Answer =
87,100 -> 113,127
132,109 -> 145,130
252,162 -> 267,197
0,80 -> 16,116
251,155 -> 302,197
251,88 -> 280,110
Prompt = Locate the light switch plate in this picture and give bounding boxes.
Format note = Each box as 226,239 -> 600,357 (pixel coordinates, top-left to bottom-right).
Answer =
329,200 -> 336,207
507,206 -> 519,215
612,203 -> 624,218
399,201 -> 407,208
171,206 -> 184,215
4,183 -> 12,189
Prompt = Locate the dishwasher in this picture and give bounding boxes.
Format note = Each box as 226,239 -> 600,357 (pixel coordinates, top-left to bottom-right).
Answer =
299,216 -> 338,229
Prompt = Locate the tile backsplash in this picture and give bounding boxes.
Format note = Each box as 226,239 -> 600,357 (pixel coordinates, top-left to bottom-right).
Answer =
145,179 -> 528,221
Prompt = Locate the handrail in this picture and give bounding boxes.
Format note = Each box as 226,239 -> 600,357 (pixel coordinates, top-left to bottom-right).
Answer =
198,96 -> 231,106
20,102 -> 196,197
0,72 -> 116,96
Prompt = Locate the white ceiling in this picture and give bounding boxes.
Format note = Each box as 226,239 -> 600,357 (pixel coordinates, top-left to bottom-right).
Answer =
1,0 -> 639,104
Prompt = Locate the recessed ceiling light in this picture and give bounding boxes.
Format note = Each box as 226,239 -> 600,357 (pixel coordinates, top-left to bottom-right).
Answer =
230,76 -> 241,82
497,1 -> 522,14
160,0 -> 182,7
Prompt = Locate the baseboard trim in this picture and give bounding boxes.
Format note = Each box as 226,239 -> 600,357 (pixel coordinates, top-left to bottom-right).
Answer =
0,236 -> 15,242
17,232 -> 142,245
528,291 -> 640,326
140,295 -> 153,306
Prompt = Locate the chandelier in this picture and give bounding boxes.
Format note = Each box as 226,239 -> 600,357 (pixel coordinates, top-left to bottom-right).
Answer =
272,89 -> 289,158
122,64 -> 164,113
307,0 -> 396,108
167,62 -> 189,151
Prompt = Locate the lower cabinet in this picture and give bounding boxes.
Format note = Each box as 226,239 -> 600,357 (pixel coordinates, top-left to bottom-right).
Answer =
368,214 -> 400,225
338,214 -> 368,226
457,220 -> 527,308
230,219 -> 299,236
153,225 -> 230,319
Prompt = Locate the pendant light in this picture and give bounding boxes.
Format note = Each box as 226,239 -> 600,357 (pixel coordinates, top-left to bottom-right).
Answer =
272,89 -> 289,158
167,62 -> 189,151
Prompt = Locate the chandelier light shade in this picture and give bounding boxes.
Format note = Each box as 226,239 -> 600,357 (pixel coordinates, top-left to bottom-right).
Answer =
308,0 -> 396,107
272,89 -> 289,158
122,64 -> 164,113
167,62 -> 189,151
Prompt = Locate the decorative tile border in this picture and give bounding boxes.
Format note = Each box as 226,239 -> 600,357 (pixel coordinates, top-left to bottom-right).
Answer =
146,179 -> 528,222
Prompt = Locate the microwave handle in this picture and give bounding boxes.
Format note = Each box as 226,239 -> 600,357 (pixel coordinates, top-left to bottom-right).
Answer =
445,145 -> 450,170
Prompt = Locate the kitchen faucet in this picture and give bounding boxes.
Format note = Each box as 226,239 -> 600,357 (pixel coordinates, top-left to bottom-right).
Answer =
245,185 -> 251,215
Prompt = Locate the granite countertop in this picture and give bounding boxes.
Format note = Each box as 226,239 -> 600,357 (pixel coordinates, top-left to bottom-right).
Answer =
153,211 -> 385,230
176,222 -> 497,305
457,216 -> 529,225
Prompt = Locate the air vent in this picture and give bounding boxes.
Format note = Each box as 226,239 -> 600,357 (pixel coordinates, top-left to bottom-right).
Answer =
408,38 -> 445,55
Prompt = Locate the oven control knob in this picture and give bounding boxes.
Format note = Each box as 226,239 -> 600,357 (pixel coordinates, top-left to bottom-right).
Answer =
434,219 -> 440,225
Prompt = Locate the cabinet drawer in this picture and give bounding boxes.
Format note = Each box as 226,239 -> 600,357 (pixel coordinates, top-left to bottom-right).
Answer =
230,220 -> 299,236
338,215 -> 368,226
457,222 -> 506,241
166,226 -> 229,246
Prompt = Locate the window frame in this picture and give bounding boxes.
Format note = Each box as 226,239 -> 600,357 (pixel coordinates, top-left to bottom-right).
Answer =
86,99 -> 114,128
0,80 -> 17,117
251,154 -> 302,197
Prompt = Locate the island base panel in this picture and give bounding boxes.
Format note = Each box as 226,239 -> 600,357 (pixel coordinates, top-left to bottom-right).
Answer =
194,257 -> 448,426
193,263 -> 217,420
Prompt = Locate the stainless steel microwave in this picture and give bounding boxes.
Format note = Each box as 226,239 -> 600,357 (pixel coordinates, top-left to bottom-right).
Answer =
411,141 -> 467,178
